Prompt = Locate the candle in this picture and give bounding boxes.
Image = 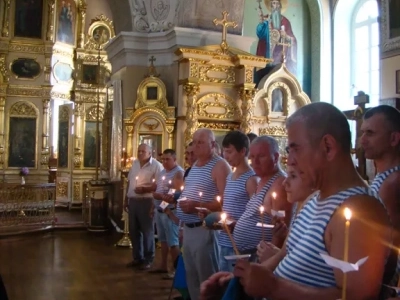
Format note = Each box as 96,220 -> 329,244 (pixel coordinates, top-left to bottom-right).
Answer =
135,176 -> 139,186
180,186 -> 184,192
260,205 -> 265,241
199,191 -> 203,208
342,207 -> 352,300
152,178 -> 155,183
221,212 -> 240,255
168,180 -> 172,186
216,195 -> 222,211
272,192 -> 277,200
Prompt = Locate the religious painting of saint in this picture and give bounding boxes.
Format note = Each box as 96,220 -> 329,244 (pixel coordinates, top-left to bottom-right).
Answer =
84,121 -> 101,168
14,0 -> 43,38
11,58 -> 41,79
93,25 -> 110,45
8,117 -> 36,168
82,65 -> 98,85
389,0 -> 400,39
256,0 -> 297,75
53,61 -> 73,83
58,120 -> 69,168
56,0 -> 76,45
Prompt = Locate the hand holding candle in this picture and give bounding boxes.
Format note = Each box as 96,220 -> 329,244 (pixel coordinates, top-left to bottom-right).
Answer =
221,212 -> 240,255
342,207 -> 352,300
260,205 -> 265,241
135,176 -> 139,186
216,195 -> 222,210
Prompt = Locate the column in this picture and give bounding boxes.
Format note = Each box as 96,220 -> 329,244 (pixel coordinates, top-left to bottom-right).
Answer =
41,99 -> 50,167
46,0 -> 55,41
166,124 -> 174,149
74,103 -> 83,169
238,87 -> 256,134
0,97 -> 5,168
126,126 -> 133,158
77,2 -> 87,48
1,0 -> 10,37
183,83 -> 200,146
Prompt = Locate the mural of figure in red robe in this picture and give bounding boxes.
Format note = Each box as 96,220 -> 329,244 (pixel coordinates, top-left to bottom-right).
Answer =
256,0 -> 297,75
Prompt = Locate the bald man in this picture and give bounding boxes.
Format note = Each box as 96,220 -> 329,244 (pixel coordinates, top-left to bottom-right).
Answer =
176,128 -> 231,300
202,103 -> 392,300
125,144 -> 163,270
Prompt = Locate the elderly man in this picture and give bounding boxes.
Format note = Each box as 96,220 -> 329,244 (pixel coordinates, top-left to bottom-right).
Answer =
219,134 -> 290,271
176,128 -> 231,300
151,149 -> 184,275
201,103 -> 392,300
125,144 -> 163,270
361,105 -> 400,297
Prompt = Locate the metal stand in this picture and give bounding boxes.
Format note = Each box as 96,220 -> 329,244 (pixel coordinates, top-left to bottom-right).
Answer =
115,211 -> 132,248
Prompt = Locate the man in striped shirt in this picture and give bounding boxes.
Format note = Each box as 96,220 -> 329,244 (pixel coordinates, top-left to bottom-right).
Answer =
361,105 -> 400,297
176,128 -> 231,300
232,103 -> 392,299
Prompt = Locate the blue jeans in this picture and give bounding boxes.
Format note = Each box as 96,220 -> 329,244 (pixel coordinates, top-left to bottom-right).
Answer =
219,245 -> 235,272
155,210 -> 179,247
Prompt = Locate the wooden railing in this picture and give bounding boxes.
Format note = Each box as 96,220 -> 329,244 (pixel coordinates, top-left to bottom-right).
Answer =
0,183 -> 56,232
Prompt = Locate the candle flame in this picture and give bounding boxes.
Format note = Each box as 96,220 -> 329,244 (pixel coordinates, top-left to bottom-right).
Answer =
221,212 -> 227,222
162,176 -> 165,180
272,192 -> 277,199
216,196 -> 221,202
259,205 -> 265,213
152,179 -> 155,183
168,180 -> 172,185
344,207 -> 352,220
180,186 -> 184,191
199,192 -> 203,197
123,148 -> 125,151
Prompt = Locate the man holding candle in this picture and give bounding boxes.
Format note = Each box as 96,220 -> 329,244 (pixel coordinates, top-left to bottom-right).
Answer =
150,149 -> 184,275
230,103 -> 392,299
125,143 -> 163,271
217,130 -> 258,271
176,128 -> 231,300
360,105 -> 400,297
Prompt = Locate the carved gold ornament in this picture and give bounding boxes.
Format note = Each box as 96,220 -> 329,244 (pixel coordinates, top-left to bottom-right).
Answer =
74,182 -> 81,201
197,93 -> 241,120
59,106 -> 70,122
85,14 -> 115,50
259,126 -> 287,136
85,106 -> 104,121
10,101 -> 38,117
198,65 -> 235,84
57,182 -> 68,198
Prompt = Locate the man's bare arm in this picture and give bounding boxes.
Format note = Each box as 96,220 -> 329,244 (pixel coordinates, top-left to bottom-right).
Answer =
246,176 -> 259,199
269,195 -> 391,300
380,174 -> 400,246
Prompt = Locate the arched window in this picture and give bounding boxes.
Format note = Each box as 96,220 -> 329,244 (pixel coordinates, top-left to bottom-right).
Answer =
351,0 -> 380,106
333,0 -> 380,111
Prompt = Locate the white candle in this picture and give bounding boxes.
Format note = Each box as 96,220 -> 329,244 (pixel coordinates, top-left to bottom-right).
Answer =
135,176 -> 139,186
221,212 -> 240,255
342,207 -> 352,300
260,205 -> 265,241
180,186 -> 184,192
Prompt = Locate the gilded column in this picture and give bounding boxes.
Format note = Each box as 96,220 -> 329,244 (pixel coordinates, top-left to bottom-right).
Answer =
166,124 -> 174,149
46,0 -> 55,41
239,88 -> 256,134
0,97 -> 5,168
41,99 -> 50,166
1,0 -> 10,37
74,103 -> 83,169
126,126 -> 133,158
183,83 -> 200,145
77,1 -> 87,48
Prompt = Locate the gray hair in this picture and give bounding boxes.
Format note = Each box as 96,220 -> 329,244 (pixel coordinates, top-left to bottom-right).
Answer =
251,135 -> 280,156
286,102 -> 351,153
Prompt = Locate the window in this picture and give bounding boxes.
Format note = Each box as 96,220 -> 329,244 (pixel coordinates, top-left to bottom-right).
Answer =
351,0 -> 380,107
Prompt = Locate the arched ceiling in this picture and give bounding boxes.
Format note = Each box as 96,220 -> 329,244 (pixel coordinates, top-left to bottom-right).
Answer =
104,0 -> 133,33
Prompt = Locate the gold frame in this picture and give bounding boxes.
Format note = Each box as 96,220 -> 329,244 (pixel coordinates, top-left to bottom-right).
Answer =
85,14 -> 115,50
54,0 -> 79,46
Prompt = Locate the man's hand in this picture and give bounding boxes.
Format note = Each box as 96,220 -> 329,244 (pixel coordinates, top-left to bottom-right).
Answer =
162,194 -> 175,204
178,200 -> 198,214
199,271 -> 233,300
257,241 -> 280,263
135,186 -> 145,194
233,260 -> 275,298
198,208 -> 211,220
271,219 -> 288,247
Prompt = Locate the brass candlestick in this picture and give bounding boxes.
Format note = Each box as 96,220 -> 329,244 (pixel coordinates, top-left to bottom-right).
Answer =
116,172 -> 132,248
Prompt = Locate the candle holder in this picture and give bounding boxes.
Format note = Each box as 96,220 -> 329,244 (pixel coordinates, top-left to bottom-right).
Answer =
116,171 -> 132,248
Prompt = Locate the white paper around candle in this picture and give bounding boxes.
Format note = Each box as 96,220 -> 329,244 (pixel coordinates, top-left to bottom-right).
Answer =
177,197 -> 187,202
224,254 -> 251,261
195,207 -> 208,211
383,285 -> 400,294
271,209 -> 286,217
218,219 -> 234,225
256,223 -> 274,228
320,253 -> 368,273
159,201 -> 169,210
168,188 -> 176,195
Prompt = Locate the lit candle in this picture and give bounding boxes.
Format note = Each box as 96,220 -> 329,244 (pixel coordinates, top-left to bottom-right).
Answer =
342,207 -> 352,300
180,186 -> 184,192
135,176 -> 139,186
152,178 -> 155,183
216,195 -> 222,210
221,212 -> 240,255
260,205 -> 265,241
272,192 -> 277,210
168,180 -> 172,186
232,167 -> 237,172
199,191 -> 203,208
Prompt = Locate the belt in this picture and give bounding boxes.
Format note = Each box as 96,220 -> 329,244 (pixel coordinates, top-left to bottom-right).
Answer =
185,221 -> 203,228
157,208 -> 175,213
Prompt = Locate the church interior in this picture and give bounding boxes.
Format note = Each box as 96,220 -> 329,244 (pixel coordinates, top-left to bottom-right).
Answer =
0,0 -> 399,299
